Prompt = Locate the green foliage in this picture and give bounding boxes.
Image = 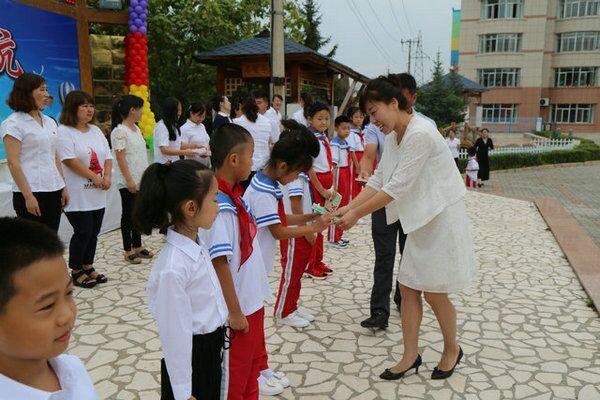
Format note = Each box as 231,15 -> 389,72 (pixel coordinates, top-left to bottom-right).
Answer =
416,52 -> 467,128
302,0 -> 337,57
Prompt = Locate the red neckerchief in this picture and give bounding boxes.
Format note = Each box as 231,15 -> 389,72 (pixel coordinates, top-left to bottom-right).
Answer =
315,132 -> 333,168
217,177 -> 257,268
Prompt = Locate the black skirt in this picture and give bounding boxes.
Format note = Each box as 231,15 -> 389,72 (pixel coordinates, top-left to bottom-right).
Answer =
161,327 -> 225,400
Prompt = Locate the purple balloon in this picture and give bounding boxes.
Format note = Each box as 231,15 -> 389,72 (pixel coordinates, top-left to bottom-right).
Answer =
139,0 -> 148,8
130,0 -> 138,6
135,18 -> 143,27
139,26 -> 147,35
130,11 -> 138,19
128,5 -> 134,13
129,24 -> 138,33
134,5 -> 143,13
139,13 -> 147,21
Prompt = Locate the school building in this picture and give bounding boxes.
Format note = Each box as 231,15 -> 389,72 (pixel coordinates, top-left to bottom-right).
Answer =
457,0 -> 600,133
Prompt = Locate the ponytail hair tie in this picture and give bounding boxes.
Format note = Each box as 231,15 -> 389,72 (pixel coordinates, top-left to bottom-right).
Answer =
157,162 -> 172,180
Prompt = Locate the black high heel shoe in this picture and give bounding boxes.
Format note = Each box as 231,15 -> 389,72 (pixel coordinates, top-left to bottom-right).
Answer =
431,347 -> 463,380
379,355 -> 422,380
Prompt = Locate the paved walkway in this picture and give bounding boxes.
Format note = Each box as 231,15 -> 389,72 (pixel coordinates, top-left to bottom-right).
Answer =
67,191 -> 600,399
479,163 -> 600,246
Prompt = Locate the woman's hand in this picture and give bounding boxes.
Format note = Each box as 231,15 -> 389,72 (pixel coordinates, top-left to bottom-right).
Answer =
183,149 -> 197,158
24,193 -> 41,216
126,179 -> 137,194
334,205 -> 351,218
102,175 -> 112,190
335,208 -> 359,231
91,174 -> 104,189
61,187 -> 69,208
229,312 -> 249,333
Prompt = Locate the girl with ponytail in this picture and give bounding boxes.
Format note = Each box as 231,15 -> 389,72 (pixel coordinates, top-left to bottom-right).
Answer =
134,159 -> 227,400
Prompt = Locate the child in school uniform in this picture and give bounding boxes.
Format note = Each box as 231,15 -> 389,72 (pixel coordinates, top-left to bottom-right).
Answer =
465,147 -> 479,189
199,123 -> 280,399
329,116 -> 352,248
306,101 -> 335,279
134,160 -> 226,400
243,120 -> 328,330
0,217 -> 98,399
346,107 -> 366,200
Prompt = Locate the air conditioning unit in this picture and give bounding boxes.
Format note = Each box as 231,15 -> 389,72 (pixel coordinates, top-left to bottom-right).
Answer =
540,98 -> 550,107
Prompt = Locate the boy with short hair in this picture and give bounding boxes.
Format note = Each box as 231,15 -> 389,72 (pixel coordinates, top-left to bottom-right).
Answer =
329,116 -> 352,248
0,217 -> 98,399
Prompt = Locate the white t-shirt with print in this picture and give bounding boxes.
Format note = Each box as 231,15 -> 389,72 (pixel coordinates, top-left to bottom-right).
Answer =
57,124 -> 112,212
153,120 -> 181,164
110,123 -> 149,189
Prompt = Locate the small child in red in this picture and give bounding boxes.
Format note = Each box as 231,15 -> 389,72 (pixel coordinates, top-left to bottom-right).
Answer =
465,146 -> 479,189
328,116 -> 352,248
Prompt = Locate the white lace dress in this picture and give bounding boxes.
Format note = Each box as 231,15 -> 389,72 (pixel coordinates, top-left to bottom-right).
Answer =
367,116 -> 478,293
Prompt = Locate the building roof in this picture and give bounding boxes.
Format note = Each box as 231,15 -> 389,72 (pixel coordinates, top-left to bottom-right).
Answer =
439,71 -> 488,93
195,35 -> 369,83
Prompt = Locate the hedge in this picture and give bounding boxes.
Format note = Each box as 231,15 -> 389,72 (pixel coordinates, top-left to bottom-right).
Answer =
457,132 -> 600,173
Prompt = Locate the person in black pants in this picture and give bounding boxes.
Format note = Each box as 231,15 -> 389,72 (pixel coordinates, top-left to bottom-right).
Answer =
119,189 -> 143,255
13,190 -> 63,232
65,208 -> 105,279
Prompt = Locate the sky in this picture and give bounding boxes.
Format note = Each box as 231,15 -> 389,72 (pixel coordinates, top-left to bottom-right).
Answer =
317,0 -> 462,84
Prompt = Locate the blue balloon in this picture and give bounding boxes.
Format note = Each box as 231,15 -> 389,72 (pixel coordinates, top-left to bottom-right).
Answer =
58,82 -> 75,105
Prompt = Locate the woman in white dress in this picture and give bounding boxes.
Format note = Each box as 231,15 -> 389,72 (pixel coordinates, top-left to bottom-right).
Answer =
335,75 -> 477,381
180,102 -> 211,167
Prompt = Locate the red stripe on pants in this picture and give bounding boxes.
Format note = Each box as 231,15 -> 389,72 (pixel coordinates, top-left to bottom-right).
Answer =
274,236 -> 313,318
352,150 -> 364,200
329,166 -> 351,243
226,308 -> 267,400
309,171 -> 333,272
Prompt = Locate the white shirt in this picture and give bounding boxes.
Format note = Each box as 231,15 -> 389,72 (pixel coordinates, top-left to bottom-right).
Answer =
180,119 -> 211,167
291,109 -> 308,127
153,120 -> 181,164
147,228 -> 228,400
199,193 -> 272,316
110,123 -> 149,189
330,137 -> 350,168
264,106 -> 282,122
233,114 -> 278,171
347,128 -> 365,152
0,354 -> 98,400
281,173 -> 312,226
243,171 -> 282,275
0,112 -> 65,193
57,124 -> 112,212
367,114 -> 465,233
312,131 -> 332,173
446,137 -> 461,158
466,157 -> 479,181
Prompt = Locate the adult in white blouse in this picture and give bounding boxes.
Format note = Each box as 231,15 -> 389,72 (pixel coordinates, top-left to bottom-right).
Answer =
270,94 -> 284,120
181,102 -> 211,167
255,91 -> 282,141
291,92 -> 313,127
233,96 -> 280,189
0,73 -> 68,232
57,91 -> 112,289
110,94 -> 153,265
153,97 -> 198,164
336,75 -> 477,381
445,129 -> 461,168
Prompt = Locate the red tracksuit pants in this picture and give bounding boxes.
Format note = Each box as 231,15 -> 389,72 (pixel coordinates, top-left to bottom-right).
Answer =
329,165 -> 351,243
309,171 -> 333,273
223,307 -> 267,400
351,150 -> 364,200
274,236 -> 313,319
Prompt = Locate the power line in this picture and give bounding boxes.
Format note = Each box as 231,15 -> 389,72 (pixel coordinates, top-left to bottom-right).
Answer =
401,0 -> 415,36
366,0 -> 403,43
388,0 -> 408,38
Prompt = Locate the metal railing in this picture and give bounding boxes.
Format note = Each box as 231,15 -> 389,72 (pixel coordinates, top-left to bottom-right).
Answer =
458,138 -> 580,159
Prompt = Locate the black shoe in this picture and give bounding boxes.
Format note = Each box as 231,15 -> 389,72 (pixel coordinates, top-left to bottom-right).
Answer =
380,355 -> 422,380
360,313 -> 388,330
431,347 -> 463,380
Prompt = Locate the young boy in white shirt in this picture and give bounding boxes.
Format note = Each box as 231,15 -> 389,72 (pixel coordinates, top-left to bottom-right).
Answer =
0,217 -> 98,400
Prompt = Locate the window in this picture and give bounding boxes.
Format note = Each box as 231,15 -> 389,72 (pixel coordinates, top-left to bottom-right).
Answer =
482,104 -> 519,123
552,104 -> 595,123
481,0 -> 524,19
479,33 -> 522,53
559,0 -> 600,18
554,67 -> 598,87
557,32 -> 600,52
478,68 -> 521,87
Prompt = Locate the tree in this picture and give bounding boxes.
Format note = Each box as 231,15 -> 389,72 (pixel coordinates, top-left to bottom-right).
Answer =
303,0 -> 337,57
416,51 -> 467,128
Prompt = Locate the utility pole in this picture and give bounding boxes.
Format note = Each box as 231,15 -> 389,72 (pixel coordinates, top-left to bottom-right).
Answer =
271,0 -> 286,115
401,35 -> 426,84
401,38 -> 414,73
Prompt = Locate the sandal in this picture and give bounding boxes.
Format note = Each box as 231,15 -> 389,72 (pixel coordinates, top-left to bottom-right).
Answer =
72,269 -> 97,289
135,248 -> 154,259
124,253 -> 142,264
82,266 -> 108,284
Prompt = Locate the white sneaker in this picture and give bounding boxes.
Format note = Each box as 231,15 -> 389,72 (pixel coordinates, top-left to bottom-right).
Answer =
277,313 -> 310,328
258,375 -> 284,396
295,308 -> 315,322
272,371 -> 290,388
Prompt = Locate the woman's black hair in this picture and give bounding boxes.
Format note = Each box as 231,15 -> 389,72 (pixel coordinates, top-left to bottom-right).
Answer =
360,74 -> 409,112
307,101 -> 330,118
188,101 -> 207,117
211,95 -> 227,113
241,94 -> 259,123
59,90 -> 94,127
162,97 -> 181,141
468,146 -> 477,157
300,92 -> 314,119
267,120 -> 319,172
111,95 -> 144,131
229,95 -> 243,120
210,123 -> 253,169
134,159 -> 214,234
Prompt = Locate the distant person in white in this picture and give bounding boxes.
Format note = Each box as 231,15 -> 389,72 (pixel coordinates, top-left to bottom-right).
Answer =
0,217 -> 98,400
153,97 -> 199,164
270,94 -> 284,120
291,92 -> 313,127
445,129 -> 461,167
180,102 -> 211,167
336,74 -> 477,381
254,91 -> 281,141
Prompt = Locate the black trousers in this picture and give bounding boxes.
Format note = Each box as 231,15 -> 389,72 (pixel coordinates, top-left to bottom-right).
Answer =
65,208 -> 105,270
13,190 -> 63,233
161,327 -> 225,400
239,171 -> 257,191
370,207 -> 407,320
119,189 -> 142,251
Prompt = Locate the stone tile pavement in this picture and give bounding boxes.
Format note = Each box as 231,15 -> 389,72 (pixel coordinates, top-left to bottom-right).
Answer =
479,163 -> 600,247
67,191 -> 600,400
